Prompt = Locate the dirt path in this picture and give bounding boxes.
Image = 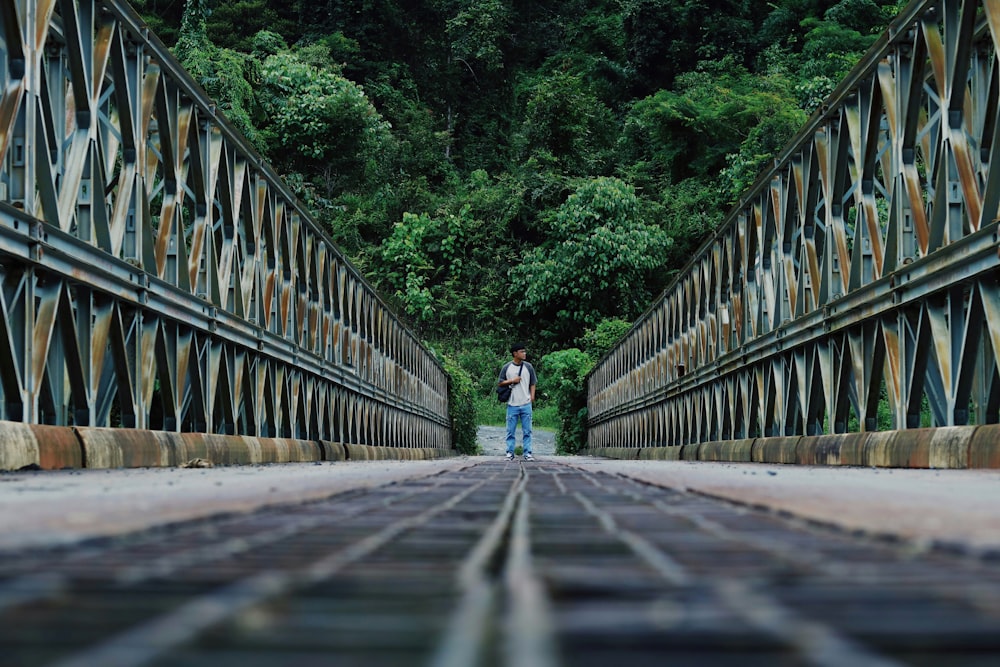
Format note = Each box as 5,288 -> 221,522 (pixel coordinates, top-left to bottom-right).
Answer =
476,424 -> 556,456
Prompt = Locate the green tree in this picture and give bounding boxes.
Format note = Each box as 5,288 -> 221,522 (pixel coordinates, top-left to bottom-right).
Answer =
622,0 -> 769,95
581,318 -> 634,360
758,0 -> 897,111
794,1 -> 887,111
243,34 -> 408,254
376,211 -> 445,326
256,43 -> 392,187
440,352 -> 479,454
512,177 -> 671,343
205,0 -> 297,52
374,170 -> 520,336
539,348 -> 593,454
174,0 -> 261,149
445,0 -> 511,74
658,178 -> 726,281
513,69 -> 617,178
131,0 -> 186,45
619,57 -> 806,203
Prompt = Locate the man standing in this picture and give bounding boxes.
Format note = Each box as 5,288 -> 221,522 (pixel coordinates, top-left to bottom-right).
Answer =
498,342 -> 537,461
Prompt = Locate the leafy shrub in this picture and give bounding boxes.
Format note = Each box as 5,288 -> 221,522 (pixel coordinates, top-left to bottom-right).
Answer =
582,318 -> 633,360
440,353 -> 478,455
257,46 -> 392,185
512,177 -> 670,343
539,348 -> 594,454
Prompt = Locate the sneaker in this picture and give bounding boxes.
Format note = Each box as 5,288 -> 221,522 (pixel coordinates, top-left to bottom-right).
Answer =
523,453 -> 534,461
505,452 -> 515,461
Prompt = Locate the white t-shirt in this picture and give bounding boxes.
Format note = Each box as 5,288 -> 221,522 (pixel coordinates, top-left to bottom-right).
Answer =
500,361 -> 536,407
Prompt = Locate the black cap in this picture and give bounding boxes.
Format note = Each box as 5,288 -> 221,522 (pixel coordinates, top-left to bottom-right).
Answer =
510,342 -> 526,353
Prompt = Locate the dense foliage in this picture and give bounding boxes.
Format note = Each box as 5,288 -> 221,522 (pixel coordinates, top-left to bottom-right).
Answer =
440,353 -> 479,454
539,348 -> 594,454
134,0 -> 902,444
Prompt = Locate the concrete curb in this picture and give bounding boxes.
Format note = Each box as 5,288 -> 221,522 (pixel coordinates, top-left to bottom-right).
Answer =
752,436 -> 801,464
580,425 -> 998,469
0,420 -> 457,470
320,441 -> 347,461
78,427 -> 179,468
797,433 -> 869,465
584,447 -> 639,460
970,424 -> 1000,467
273,438 -> 324,463
344,443 -> 371,460
638,446 -> 683,461
698,439 -> 754,462
864,426 -> 975,468
679,444 -> 700,461
186,433 -> 262,465
32,424 -> 86,469
0,422 -> 85,470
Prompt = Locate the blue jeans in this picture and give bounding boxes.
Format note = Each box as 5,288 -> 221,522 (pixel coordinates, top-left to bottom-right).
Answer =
506,403 -> 533,455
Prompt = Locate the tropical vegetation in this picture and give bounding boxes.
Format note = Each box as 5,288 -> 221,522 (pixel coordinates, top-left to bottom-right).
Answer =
134,0 -> 904,453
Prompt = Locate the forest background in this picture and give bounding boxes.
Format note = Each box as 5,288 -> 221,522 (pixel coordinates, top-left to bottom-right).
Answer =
134,0 -> 903,453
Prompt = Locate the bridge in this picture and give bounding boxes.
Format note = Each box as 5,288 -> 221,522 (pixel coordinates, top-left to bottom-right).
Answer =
1,0 -> 998,468
2,0 -> 1000,665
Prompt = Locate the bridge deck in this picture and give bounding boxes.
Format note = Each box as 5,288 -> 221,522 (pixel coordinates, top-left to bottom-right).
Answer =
2,458 -> 1000,666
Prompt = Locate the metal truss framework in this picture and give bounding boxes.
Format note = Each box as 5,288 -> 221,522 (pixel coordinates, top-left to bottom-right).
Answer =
0,0 -> 450,446
589,0 -> 1000,448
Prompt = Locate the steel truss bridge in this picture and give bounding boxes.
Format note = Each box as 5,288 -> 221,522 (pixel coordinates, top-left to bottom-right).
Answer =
4,0 -> 997,463
0,0 -> 449,451
588,0 -> 1000,454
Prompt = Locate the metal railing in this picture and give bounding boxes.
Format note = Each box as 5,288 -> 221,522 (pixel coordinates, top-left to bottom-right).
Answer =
0,0 -> 450,447
588,0 -> 1000,448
